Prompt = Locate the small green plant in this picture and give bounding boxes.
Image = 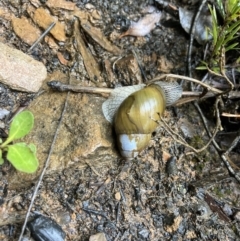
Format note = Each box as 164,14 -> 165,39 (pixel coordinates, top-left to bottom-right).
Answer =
0,111 -> 39,173
198,0 -> 240,74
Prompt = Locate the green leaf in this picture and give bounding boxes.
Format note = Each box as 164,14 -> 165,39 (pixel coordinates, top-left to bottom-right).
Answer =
7,143 -> 39,173
228,0 -> 240,16
223,25 -> 240,45
196,66 -> 208,70
225,21 -> 240,34
0,150 -> 3,165
216,0 -> 225,17
209,5 -> 218,45
2,111 -> 34,147
9,111 -> 34,139
225,42 -> 239,52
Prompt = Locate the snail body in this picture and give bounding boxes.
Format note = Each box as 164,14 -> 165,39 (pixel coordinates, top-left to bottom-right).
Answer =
102,81 -> 182,159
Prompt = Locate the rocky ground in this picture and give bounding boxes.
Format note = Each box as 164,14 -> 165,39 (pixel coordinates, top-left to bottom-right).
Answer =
0,0 -> 240,240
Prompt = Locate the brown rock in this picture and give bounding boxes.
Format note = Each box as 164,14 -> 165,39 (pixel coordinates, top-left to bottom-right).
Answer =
33,8 -> 66,42
46,0 -> 76,10
0,42 -> 47,92
12,16 -> 41,45
7,72 -> 116,189
0,7 -> 13,21
44,36 -> 59,50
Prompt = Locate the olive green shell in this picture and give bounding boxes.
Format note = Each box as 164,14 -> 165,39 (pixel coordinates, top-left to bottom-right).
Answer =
114,85 -> 166,159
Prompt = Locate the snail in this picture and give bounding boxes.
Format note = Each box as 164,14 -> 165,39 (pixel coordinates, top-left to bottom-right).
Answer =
102,81 -> 182,160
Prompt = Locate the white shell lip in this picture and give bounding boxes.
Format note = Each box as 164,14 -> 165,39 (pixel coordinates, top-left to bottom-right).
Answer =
119,134 -> 138,151
118,134 -> 139,159
120,150 -> 138,160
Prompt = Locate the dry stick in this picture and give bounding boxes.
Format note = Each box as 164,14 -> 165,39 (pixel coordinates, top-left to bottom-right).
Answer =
150,74 -> 223,94
194,102 -> 222,152
47,81 -> 112,95
17,92 -> 70,241
194,102 -> 240,183
187,0 -> 208,79
221,137 -> 240,181
224,136 -> 240,156
221,154 -> 240,182
160,97 -> 221,153
221,113 -> 240,118
219,47 -> 234,90
28,22 -> 56,52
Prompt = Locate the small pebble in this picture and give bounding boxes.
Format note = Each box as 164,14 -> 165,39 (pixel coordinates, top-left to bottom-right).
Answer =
0,109 -> 10,119
115,192 -> 121,201
89,232 -> 107,241
138,229 -> 149,238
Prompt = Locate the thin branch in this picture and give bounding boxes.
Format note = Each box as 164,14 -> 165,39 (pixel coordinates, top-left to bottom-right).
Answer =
194,101 -> 240,183
221,154 -> 240,183
47,81 -> 111,97
224,136 -> 240,156
187,0 -> 208,78
221,113 -> 240,118
193,101 -> 222,152
160,97 -> 221,153
28,22 -> 56,52
150,74 -> 223,94
219,47 -> 234,90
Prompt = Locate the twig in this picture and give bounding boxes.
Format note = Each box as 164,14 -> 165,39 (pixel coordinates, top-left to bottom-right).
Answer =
219,47 -> 234,90
150,74 -> 223,94
47,81 -> 111,97
28,22 -> 56,52
160,97 -> 221,153
194,101 -> 240,183
221,154 -> 240,183
221,113 -> 240,118
187,0 -> 208,78
193,101 -> 222,152
18,92 -> 70,241
224,136 -> 240,156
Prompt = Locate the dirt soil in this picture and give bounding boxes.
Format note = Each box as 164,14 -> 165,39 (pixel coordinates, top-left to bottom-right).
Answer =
0,0 -> 240,240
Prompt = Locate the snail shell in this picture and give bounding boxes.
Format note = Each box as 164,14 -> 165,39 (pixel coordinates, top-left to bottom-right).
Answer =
102,81 -> 182,159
